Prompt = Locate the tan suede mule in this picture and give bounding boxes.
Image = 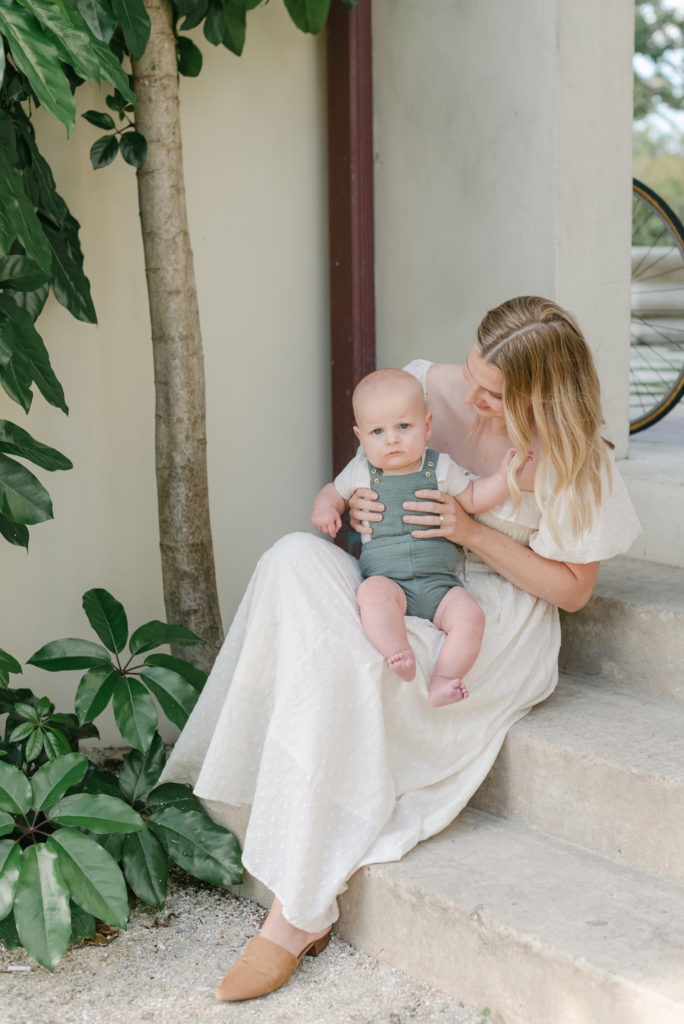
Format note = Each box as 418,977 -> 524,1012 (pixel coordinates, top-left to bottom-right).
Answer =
215,931 -> 331,1002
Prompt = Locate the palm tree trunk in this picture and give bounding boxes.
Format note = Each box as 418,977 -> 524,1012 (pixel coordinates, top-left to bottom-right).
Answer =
132,0 -> 223,672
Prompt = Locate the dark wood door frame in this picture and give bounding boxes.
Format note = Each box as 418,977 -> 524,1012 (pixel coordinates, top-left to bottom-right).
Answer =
326,0 -> 376,476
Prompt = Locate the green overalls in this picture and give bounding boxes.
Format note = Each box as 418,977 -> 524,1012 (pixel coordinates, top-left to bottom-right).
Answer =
358,449 -> 464,621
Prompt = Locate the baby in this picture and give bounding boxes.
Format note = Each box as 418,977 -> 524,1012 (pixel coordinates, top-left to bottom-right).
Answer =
311,368 -> 521,707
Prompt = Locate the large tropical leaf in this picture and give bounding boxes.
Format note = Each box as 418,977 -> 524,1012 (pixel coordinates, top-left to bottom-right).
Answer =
48,792 -> 145,833
0,294 -> 69,411
82,588 -> 128,654
144,652 -> 206,692
149,807 -> 242,887
0,148 -> 52,271
122,827 -> 167,907
31,752 -> 88,811
118,731 -> 165,804
140,664 -> 198,729
0,513 -> 29,548
0,420 -> 72,471
69,899 -> 95,944
14,844 -> 71,970
74,664 -> 120,724
11,106 -> 69,227
112,677 -> 157,752
0,760 -> 32,815
28,638 -> 113,672
0,453 -> 52,524
0,812 -> 15,838
129,620 -> 204,656
47,828 -> 129,928
0,4 -> 76,133
111,0 -> 150,57
0,841 -> 21,919
0,910 -> 20,948
41,219 -> 97,324
0,254 -> 49,292
283,0 -> 331,34
146,782 -> 202,814
75,0 -> 117,43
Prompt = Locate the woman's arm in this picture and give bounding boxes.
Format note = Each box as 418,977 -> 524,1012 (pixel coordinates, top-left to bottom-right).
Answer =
404,491 -> 598,612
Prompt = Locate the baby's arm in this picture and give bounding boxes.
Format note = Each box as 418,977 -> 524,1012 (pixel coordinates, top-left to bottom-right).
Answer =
311,482 -> 347,538
455,448 -> 531,514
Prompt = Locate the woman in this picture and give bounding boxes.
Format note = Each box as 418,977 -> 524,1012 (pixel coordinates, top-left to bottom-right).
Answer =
161,296 -> 641,1001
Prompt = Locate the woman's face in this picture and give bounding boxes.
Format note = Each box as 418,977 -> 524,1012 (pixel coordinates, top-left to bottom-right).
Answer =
462,346 -> 505,418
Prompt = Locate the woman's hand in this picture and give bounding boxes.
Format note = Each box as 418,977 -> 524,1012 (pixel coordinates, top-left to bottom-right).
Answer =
402,489 -> 476,545
349,488 -> 385,535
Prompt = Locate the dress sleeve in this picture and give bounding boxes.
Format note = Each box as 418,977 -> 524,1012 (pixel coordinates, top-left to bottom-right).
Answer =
436,452 -> 473,496
403,359 -> 433,400
334,449 -> 370,501
529,461 -> 642,563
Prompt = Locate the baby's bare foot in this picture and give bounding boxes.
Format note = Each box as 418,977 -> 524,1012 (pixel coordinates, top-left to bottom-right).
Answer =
428,675 -> 469,707
387,649 -> 416,682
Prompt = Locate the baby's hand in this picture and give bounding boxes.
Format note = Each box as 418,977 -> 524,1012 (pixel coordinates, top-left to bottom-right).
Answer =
499,447 -> 534,478
311,507 -> 342,538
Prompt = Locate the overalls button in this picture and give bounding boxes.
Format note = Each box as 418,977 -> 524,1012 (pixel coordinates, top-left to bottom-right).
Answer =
425,472 -> 431,478
427,461 -> 434,467
373,478 -> 380,484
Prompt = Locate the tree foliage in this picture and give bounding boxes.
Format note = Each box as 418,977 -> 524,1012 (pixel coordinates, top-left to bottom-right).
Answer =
634,1 -> 684,125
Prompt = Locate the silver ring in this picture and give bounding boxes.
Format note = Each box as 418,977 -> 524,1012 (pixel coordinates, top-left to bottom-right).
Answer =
439,515 -> 444,522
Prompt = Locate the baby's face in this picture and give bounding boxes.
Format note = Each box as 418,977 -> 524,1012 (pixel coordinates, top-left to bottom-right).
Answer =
353,385 -> 431,473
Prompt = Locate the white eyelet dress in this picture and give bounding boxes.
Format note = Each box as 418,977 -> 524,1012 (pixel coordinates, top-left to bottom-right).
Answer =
160,359 -> 642,932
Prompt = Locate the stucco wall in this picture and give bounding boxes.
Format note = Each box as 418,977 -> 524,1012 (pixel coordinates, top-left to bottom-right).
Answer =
372,0 -> 634,452
1,4 -> 330,741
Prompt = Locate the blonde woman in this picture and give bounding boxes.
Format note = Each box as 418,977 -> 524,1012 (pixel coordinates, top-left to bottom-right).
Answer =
161,296 -> 641,1001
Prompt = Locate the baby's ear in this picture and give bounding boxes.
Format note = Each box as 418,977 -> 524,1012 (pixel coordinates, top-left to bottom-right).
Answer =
353,425 -> 361,440
425,412 -> 433,439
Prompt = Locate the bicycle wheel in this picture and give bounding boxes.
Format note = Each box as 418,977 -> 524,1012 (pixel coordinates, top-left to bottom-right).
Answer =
630,178 -> 684,433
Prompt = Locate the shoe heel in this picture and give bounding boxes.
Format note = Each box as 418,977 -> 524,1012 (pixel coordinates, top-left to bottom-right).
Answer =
305,932 -> 331,957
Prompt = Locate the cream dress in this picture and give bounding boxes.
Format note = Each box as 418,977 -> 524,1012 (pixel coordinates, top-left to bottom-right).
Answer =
161,360 -> 642,932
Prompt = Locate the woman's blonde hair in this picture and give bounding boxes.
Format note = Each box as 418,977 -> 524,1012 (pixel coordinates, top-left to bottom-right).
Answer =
476,295 -> 613,540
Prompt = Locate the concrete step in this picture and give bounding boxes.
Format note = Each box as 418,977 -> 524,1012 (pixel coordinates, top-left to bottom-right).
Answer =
559,556 -> 684,701
619,442 -> 684,570
471,673 -> 684,884
336,808 -> 684,1024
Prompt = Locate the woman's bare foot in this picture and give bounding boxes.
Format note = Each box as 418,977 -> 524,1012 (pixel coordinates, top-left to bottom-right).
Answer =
260,898 -> 330,957
387,649 -> 416,681
428,675 -> 469,707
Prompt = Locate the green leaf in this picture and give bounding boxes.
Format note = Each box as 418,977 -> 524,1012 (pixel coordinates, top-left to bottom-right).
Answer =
0,420 -> 72,471
8,722 -> 35,742
179,0 -> 208,30
25,729 -> 44,762
75,0 -> 117,43
282,0 -> 331,34
31,752 -> 88,811
0,761 -> 32,814
111,0 -> 150,58
42,729 -> 72,760
47,829 -> 129,928
119,130 -> 147,168
17,0 -> 103,81
96,831 -> 124,861
176,35 -> 202,77
146,782 -> 202,814
28,638 -> 113,672
81,765 -> 121,800
48,793 -> 145,833
0,294 -> 69,412
149,807 -> 242,887
41,219 -> 97,324
112,677 -> 157,752
11,105 -> 69,227
0,513 -> 29,548
0,909 -> 20,948
0,841 -> 21,919
0,5 -> 76,134
122,827 -> 167,907
0,453 -> 52,524
144,652 -> 206,693
129,621 -> 205,656
12,282 -> 50,324
14,844 -> 71,970
204,0 -> 245,51
74,665 -> 120,724
0,254 -> 49,292
0,649 -> 21,676
0,149 -> 51,271
140,665 -> 198,730
82,589 -> 128,654
118,731 -> 165,804
82,109 -> 116,130
0,811 -> 15,838
89,133 -> 119,170
69,900 -> 95,944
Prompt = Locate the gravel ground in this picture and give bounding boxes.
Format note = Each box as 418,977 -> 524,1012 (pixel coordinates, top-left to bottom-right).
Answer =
0,868 -> 490,1024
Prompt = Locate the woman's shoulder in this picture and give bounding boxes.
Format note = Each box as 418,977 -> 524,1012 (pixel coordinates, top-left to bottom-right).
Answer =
403,360 -> 465,400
